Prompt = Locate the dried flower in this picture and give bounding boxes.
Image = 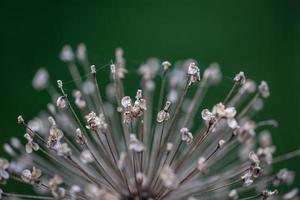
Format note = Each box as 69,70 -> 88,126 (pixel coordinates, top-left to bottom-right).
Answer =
21,166 -> 42,184
160,166 -> 179,189
1,45 -> 299,200
234,71 -> 246,85
180,127 -> 193,144
0,158 -> 9,183
24,133 -> 39,153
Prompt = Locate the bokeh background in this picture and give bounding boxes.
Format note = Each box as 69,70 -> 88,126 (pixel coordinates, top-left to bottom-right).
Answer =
1,0 -> 300,192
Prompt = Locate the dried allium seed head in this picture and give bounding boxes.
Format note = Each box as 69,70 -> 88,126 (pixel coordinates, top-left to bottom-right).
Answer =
3,46 -> 297,200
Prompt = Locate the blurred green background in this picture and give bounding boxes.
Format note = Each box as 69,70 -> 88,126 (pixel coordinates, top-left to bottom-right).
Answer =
1,0 -> 300,192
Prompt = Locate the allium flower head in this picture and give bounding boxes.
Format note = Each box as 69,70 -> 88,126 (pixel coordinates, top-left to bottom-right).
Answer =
0,44 -> 299,200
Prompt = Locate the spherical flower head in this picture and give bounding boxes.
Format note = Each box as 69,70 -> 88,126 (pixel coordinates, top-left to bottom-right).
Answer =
3,45 -> 294,200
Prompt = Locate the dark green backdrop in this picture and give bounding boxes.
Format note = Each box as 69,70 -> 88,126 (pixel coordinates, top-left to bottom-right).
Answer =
1,0 -> 300,191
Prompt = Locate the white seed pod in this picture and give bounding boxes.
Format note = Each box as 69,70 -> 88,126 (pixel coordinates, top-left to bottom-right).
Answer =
129,134 -> 144,153
157,110 -> 169,123
241,171 -> 253,186
121,96 -> 132,109
76,43 -> 87,62
259,81 -> 270,98
249,151 -> 260,165
17,115 -> 24,124
234,71 -> 246,85
201,109 -> 215,121
80,150 -> 94,164
227,118 -> 239,129
160,166 -> 179,189
117,152 -> 127,170
261,189 -> 278,199
56,143 -> 72,157
82,80 -> 95,95
228,189 -> 238,200
76,128 -> 86,145
166,143 -> 173,152
57,80 -> 63,88
74,90 -> 86,109
283,188 -> 298,200
187,62 -> 201,85
32,68 -> 49,90
197,157 -> 206,172
157,101 -> 171,123
60,45 -> 74,62
56,96 -> 66,109
203,62 -> 222,85
90,65 -> 96,74
218,139 -> 225,148
162,61 -> 171,71
180,128 -> 193,144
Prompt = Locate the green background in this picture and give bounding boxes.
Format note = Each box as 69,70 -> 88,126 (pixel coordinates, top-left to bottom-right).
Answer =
1,0 -> 300,192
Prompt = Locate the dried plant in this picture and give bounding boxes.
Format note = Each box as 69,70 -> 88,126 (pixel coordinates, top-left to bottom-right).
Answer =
0,44 -> 299,200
